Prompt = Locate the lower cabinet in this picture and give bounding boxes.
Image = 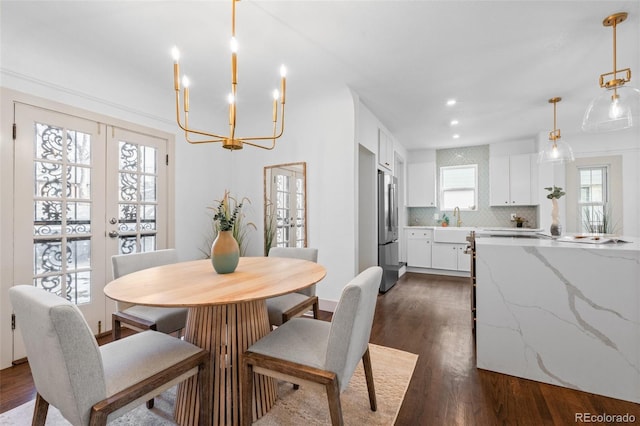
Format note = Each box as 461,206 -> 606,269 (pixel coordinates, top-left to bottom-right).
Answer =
406,230 -> 432,268
432,243 -> 470,272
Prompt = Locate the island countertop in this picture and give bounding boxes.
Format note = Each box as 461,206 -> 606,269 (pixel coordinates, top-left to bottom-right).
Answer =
475,234 -> 640,403
476,235 -> 640,251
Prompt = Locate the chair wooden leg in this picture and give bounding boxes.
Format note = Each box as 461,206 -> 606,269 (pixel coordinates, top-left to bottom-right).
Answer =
241,357 -> 255,426
32,393 -> 49,426
112,316 -> 121,340
145,399 -> 154,409
362,347 -> 377,411
325,378 -> 344,426
312,299 -> 319,319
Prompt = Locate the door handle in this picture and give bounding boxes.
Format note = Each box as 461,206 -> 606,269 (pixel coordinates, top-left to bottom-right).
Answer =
108,230 -> 119,238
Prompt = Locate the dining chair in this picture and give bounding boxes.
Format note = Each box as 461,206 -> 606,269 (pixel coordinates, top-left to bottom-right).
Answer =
111,249 -> 188,340
241,266 -> 383,426
266,247 -> 319,327
9,285 -> 212,426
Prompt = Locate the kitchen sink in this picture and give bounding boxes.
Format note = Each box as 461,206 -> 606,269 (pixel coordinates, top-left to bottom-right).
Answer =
432,226 -> 476,243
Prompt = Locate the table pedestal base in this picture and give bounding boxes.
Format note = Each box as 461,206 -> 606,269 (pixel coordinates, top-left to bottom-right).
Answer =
175,301 -> 277,426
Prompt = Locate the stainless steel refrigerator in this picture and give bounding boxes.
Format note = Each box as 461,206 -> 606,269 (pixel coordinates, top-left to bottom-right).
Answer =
378,170 -> 400,293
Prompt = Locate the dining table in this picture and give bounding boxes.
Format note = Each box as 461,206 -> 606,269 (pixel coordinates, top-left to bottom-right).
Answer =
104,256 -> 327,426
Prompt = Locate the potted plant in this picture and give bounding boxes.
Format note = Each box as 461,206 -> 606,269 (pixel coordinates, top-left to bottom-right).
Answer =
511,216 -> 527,228
210,191 -> 253,274
437,213 -> 450,227
545,185 -> 565,237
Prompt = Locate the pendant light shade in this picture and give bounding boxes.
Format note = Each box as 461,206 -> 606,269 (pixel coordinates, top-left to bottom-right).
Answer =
582,85 -> 640,132
539,97 -> 574,164
582,12 -> 640,133
538,139 -> 575,164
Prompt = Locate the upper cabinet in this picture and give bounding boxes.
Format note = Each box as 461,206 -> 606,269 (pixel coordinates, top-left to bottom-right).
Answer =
378,128 -> 393,172
490,154 -> 538,206
407,162 -> 437,207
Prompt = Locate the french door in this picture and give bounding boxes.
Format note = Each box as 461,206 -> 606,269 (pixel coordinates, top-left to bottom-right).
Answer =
12,103 -> 169,361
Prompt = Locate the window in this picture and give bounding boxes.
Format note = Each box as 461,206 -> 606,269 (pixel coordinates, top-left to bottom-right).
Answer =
439,165 -> 478,210
578,166 -> 609,233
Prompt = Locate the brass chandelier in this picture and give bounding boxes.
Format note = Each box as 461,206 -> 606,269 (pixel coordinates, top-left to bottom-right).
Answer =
583,12 -> 640,132
171,0 -> 286,150
539,97 -> 574,164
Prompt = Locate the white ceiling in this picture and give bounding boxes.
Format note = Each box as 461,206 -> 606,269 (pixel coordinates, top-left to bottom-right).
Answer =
2,0 -> 639,150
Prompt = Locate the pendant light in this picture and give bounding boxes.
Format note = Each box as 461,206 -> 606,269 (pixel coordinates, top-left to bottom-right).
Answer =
582,12 -> 640,132
539,97 -> 574,164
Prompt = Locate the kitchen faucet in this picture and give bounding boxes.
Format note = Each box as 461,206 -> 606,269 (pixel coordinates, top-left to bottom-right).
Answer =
453,206 -> 462,227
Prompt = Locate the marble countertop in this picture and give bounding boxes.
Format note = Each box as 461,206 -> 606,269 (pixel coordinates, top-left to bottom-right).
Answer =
476,235 -> 640,251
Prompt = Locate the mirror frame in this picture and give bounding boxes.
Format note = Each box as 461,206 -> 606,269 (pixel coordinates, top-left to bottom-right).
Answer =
263,162 -> 307,254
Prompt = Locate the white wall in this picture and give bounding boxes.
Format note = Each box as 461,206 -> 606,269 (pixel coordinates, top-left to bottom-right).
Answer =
220,84 -> 357,305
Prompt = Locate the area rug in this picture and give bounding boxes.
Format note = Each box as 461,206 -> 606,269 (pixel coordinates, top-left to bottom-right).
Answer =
0,344 -> 417,425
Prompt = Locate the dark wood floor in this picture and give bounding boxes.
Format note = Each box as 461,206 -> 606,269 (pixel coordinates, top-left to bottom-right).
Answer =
1,272 -> 639,425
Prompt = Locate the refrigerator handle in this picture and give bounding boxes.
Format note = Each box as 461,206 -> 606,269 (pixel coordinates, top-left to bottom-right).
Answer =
389,183 -> 397,229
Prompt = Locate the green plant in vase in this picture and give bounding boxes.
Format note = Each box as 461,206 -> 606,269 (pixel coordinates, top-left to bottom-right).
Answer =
209,191 -> 256,273
582,205 -> 618,235
545,186 -> 565,237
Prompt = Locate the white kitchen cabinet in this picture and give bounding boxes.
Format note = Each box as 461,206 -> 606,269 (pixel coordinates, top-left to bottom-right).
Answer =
407,162 -> 437,207
378,128 -> 393,172
406,229 -> 432,268
432,242 -> 469,271
457,245 -> 471,272
489,154 -> 538,206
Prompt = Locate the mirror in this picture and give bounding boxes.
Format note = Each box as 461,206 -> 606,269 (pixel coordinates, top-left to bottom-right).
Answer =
264,162 -> 307,255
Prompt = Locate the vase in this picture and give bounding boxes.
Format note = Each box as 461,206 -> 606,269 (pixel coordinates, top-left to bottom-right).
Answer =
550,198 -> 562,237
211,230 -> 239,274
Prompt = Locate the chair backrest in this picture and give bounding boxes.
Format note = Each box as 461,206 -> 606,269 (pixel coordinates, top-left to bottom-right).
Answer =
111,249 -> 179,310
9,285 -> 106,426
268,247 -> 319,297
324,266 -> 382,392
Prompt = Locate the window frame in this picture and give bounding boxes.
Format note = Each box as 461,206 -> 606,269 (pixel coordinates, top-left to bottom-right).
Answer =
577,165 -> 609,233
438,164 -> 478,211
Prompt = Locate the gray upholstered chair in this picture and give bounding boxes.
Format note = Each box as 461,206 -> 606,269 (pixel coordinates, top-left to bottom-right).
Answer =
241,266 -> 382,426
266,247 -> 319,327
111,249 -> 188,340
9,285 -> 211,426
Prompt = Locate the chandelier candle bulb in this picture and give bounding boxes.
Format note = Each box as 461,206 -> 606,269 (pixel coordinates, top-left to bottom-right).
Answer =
280,66 -> 287,104
272,90 -> 279,122
172,47 -> 180,91
182,76 -> 190,112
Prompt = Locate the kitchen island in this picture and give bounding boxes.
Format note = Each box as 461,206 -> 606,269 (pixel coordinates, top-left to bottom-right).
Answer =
475,236 -> 640,403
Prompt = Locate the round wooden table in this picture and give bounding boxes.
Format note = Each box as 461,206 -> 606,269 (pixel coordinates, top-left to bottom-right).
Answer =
104,256 -> 327,426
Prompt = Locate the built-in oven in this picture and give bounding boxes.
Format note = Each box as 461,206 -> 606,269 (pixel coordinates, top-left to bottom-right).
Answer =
465,231 -> 476,334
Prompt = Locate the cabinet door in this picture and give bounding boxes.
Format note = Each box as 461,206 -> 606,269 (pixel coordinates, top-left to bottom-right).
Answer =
407,162 -> 436,207
509,154 -> 532,205
407,237 -> 432,267
489,156 -> 510,206
456,245 -> 471,272
378,128 -> 392,171
432,243 -> 458,270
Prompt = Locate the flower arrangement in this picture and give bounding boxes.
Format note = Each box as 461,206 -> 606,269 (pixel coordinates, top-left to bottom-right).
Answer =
545,186 -> 566,199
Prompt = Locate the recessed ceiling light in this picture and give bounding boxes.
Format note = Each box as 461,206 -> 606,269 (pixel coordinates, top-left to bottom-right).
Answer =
450,119 -> 459,126
453,134 -> 460,139
446,99 -> 457,106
